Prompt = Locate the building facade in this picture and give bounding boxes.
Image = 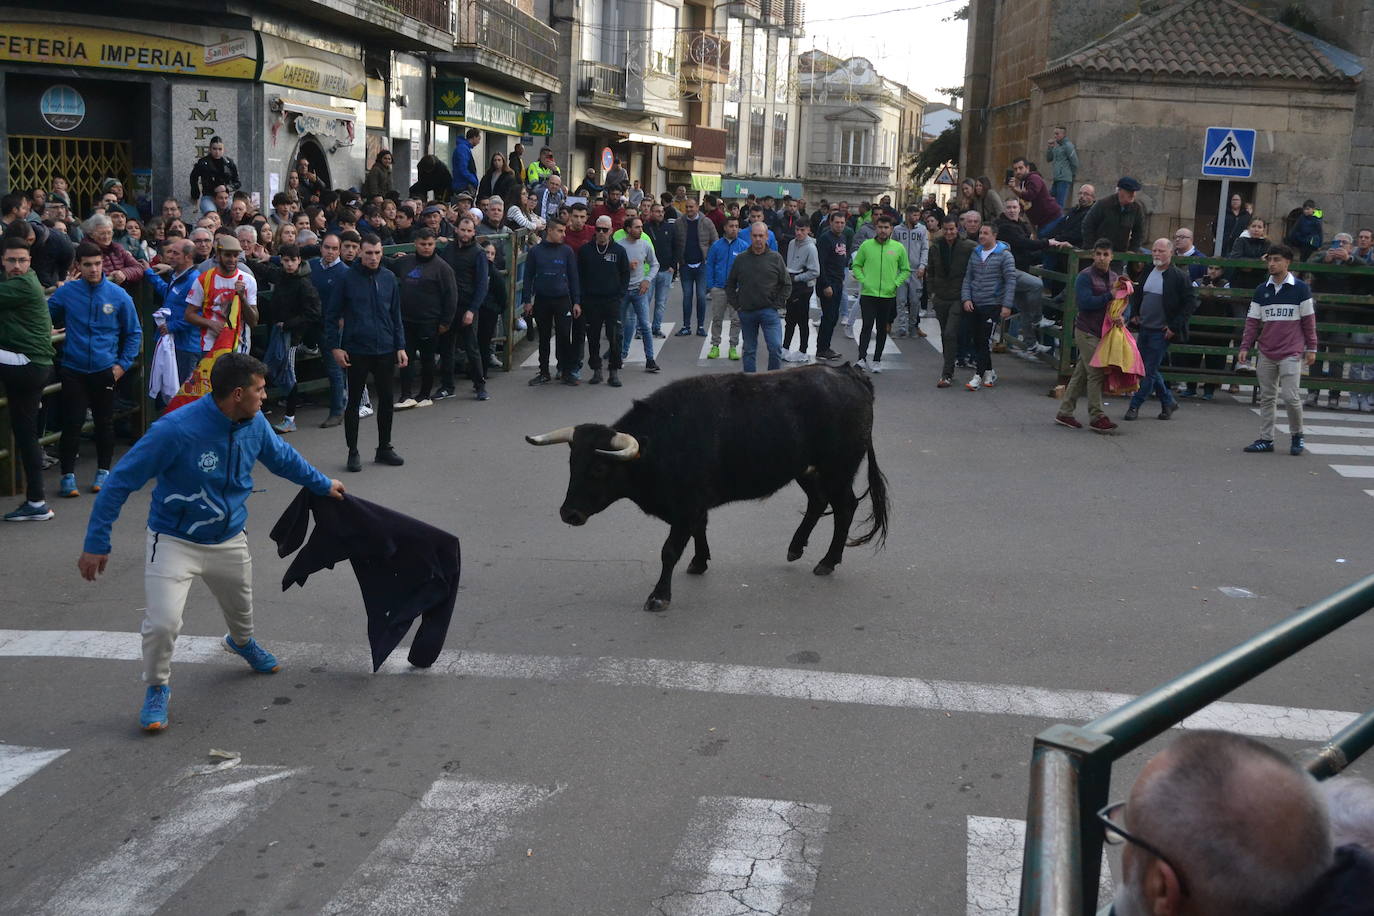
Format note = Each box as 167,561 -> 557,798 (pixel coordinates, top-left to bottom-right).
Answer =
0,0 -> 455,215
797,51 -> 909,206
961,0 -> 1366,252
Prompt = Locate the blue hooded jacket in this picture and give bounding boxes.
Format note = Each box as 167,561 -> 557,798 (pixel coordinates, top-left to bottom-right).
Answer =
706,234 -> 749,289
47,276 -> 142,373
83,393 -> 331,555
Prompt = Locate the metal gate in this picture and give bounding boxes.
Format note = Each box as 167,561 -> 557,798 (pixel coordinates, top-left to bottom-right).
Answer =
7,135 -> 133,218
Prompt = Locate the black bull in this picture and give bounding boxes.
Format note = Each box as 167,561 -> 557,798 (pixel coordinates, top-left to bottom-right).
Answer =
526,364 -> 890,612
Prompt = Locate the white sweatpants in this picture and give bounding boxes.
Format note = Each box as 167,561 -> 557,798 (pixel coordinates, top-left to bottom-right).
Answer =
142,529 -> 255,685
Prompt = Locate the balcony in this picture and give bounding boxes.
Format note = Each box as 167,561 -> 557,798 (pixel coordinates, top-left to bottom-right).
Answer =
807,162 -> 894,187
762,0 -> 786,26
680,31 -> 731,84
295,0 -> 454,51
665,124 -> 728,169
448,0 -> 562,92
784,0 -> 806,35
727,0 -> 763,20
578,61 -> 627,104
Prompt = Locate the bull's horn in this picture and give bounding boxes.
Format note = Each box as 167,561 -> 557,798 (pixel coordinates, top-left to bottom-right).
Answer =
525,426 -> 576,446
597,432 -> 640,461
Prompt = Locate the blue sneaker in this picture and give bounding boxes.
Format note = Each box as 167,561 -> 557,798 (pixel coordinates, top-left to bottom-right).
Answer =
59,473 -> 79,498
272,417 -> 297,434
4,502 -> 53,521
223,635 -> 280,673
91,468 -> 110,493
140,685 -> 170,731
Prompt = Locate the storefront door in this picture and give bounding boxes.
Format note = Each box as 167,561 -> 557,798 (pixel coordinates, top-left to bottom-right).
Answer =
7,135 -> 133,217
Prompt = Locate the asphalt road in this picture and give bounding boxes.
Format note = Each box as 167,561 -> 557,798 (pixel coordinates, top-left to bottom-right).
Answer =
2,316 -> 1371,915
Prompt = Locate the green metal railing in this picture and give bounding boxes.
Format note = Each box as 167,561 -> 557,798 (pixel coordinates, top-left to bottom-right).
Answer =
1018,572 -> 1374,915
1031,250 -> 1374,395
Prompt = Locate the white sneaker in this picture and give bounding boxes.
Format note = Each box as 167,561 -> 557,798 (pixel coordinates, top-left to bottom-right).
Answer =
870,360 -> 883,373
415,398 -> 433,408
358,404 -> 375,418
1038,317 -> 1059,328
844,324 -> 856,339
858,358 -> 872,372
983,369 -> 998,387
965,373 -> 982,391
782,349 -> 808,363
394,398 -> 418,410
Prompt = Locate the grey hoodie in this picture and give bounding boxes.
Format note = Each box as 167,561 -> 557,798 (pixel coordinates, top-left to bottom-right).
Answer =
785,235 -> 820,287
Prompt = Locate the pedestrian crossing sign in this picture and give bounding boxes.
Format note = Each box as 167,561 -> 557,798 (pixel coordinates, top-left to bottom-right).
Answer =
1202,127 -> 1256,178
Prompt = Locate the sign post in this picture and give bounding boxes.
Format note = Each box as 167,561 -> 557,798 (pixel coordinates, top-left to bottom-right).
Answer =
1202,127 -> 1256,256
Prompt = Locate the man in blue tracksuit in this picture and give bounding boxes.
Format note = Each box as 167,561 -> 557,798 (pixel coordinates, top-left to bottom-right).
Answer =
325,234 -> 408,472
450,128 -> 481,197
77,352 -> 344,731
48,240 -> 142,498
309,233 -> 351,427
705,215 -> 749,359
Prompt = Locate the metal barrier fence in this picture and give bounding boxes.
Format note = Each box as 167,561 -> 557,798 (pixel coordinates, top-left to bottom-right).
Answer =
0,282 -> 154,498
1018,572 -> 1374,915
0,234 -> 534,497
1031,250 -> 1374,396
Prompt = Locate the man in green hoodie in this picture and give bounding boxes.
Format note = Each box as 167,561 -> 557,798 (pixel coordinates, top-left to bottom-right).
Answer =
0,237 -> 57,520
849,214 -> 910,373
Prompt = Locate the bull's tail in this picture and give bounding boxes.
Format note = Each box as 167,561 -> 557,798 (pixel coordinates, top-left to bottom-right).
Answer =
847,442 -> 889,549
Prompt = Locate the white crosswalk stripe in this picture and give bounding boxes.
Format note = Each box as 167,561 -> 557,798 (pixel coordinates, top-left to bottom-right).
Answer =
696,319 -> 907,367
965,816 -> 1113,915
322,777 -> 562,915
27,765 -> 300,916
520,322 -> 677,367
649,795 -> 831,916
0,744 -> 67,798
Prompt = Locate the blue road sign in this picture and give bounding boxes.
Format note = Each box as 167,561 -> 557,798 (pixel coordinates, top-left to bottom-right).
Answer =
1202,127 -> 1256,178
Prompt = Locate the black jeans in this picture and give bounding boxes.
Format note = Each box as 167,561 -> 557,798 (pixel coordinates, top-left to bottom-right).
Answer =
0,362 -> 51,502
962,307 -> 999,374
401,320 -> 438,400
532,295 -> 575,376
816,283 -> 841,352
344,353 -> 396,451
858,295 -> 895,363
933,299 -> 961,377
477,308 -> 498,368
783,281 -> 811,352
59,366 -> 117,475
583,299 -> 622,372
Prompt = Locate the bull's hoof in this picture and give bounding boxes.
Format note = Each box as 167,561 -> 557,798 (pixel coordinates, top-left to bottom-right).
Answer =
686,558 -> 708,575
786,546 -> 804,562
813,562 -> 835,576
644,595 -> 671,612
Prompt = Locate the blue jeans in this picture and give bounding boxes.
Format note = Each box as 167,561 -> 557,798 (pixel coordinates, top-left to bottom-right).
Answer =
1051,180 -> 1072,208
620,289 -> 655,360
651,270 -> 673,332
326,354 -> 347,415
738,308 -> 782,372
1130,328 -> 1176,409
1037,214 -> 1065,240
679,264 -> 708,330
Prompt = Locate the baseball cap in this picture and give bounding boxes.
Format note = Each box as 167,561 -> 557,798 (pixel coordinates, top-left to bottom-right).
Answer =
421,205 -> 444,217
215,235 -> 242,252
1117,176 -> 1142,192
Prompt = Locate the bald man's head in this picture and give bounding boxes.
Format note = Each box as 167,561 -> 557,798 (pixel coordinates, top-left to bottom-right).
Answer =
1114,730 -> 1331,916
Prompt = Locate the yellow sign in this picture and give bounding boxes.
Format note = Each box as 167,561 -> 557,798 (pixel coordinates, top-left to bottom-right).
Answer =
259,34 -> 365,101
0,22 -> 257,79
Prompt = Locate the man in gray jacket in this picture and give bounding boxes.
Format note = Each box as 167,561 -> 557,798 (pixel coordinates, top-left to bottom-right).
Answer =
892,206 -> 930,338
726,222 -> 791,372
959,225 -> 1016,391
782,222 -> 820,361
1046,126 -> 1080,207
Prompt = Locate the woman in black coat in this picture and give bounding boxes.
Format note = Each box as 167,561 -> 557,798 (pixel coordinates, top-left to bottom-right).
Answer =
477,152 -> 520,207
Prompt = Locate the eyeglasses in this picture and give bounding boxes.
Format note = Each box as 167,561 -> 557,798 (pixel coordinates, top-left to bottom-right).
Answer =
1097,802 -> 1189,897
596,227 -> 611,232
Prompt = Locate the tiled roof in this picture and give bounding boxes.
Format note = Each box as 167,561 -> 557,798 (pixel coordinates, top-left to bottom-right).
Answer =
1039,0 -> 1360,85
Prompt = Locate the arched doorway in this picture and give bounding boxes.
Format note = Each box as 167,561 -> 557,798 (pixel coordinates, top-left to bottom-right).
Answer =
291,137 -> 330,192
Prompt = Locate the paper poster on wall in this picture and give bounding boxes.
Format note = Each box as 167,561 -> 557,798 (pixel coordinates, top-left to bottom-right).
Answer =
269,172 -> 280,199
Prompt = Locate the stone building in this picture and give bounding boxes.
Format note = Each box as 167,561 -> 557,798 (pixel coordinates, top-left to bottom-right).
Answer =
961,0 -> 1366,253
797,51 -> 916,206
